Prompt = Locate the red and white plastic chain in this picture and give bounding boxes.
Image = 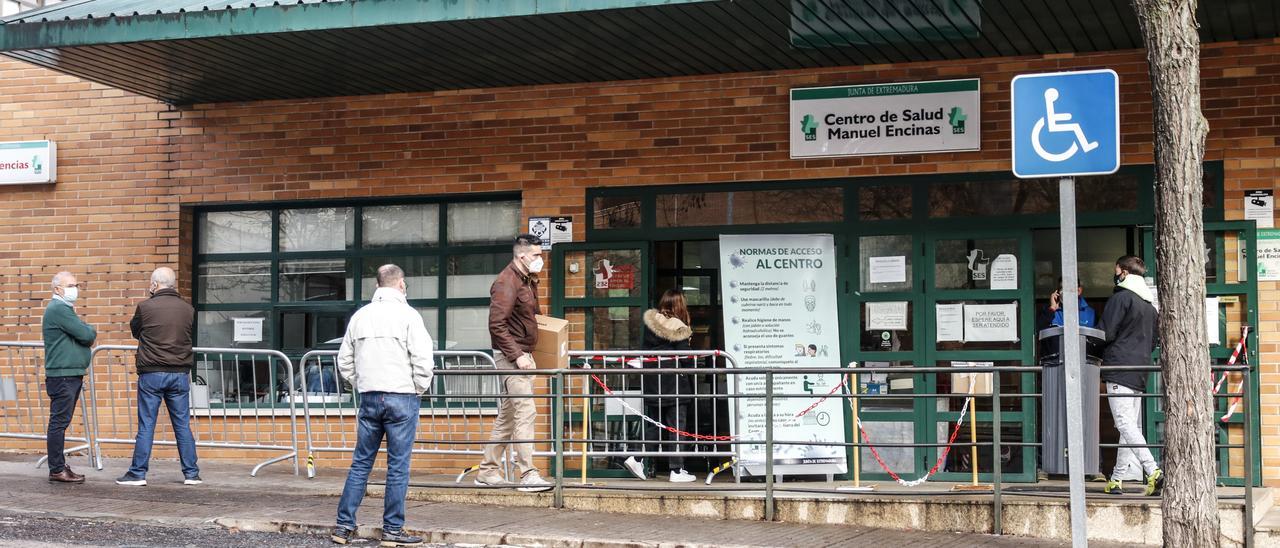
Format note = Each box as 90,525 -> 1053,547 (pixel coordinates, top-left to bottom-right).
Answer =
1212,325 -> 1250,422
857,381 -> 976,487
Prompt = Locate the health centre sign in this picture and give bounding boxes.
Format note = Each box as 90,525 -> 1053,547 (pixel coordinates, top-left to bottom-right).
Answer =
0,140 -> 55,185
720,234 -> 847,477
790,79 -> 981,158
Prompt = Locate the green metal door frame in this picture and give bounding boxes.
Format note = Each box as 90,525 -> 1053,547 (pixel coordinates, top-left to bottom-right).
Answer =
1139,220 -> 1261,486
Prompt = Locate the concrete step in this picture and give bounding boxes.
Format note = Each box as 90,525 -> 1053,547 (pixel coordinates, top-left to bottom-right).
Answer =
379,481 -> 1272,547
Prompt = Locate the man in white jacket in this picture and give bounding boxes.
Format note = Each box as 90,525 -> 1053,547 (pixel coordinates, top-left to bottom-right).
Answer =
331,264 -> 434,547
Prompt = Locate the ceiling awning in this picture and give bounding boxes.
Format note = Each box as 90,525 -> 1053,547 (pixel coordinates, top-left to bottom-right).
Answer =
1,0 -> 1277,105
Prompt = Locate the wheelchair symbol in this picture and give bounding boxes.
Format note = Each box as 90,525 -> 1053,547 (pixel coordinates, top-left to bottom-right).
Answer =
1031,88 -> 1099,162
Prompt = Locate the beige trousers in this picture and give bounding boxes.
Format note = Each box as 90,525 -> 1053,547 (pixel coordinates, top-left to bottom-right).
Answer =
479,351 -> 537,479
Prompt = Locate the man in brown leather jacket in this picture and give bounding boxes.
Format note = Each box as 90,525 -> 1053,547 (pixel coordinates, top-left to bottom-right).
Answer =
475,234 -> 551,492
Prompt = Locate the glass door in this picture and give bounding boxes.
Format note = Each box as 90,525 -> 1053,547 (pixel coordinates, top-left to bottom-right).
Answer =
550,241 -> 650,478
924,230 -> 1036,482
1140,221 -> 1260,485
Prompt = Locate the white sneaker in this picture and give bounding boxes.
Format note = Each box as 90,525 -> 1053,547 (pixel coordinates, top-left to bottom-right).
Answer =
669,470 -> 696,483
517,471 -> 553,493
622,457 -> 647,480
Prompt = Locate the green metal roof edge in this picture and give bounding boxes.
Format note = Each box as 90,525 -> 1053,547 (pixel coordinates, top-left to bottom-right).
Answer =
0,0 -> 712,51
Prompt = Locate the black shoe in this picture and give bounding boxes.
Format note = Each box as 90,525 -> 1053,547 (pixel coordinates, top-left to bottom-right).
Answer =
184,476 -> 203,485
115,475 -> 146,486
380,530 -> 423,547
331,526 -> 357,545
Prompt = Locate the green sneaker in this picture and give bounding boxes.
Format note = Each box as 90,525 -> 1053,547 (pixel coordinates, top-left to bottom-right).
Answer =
1144,469 -> 1164,496
1103,479 -> 1124,495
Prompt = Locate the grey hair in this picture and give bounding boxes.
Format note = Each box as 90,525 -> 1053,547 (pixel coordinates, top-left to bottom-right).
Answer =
51,271 -> 73,291
151,267 -> 176,289
376,264 -> 404,288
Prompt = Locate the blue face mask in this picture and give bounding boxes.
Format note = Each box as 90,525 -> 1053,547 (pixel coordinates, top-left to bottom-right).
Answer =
61,286 -> 78,304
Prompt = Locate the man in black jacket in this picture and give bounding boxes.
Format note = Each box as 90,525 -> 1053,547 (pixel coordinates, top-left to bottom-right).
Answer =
116,267 -> 200,487
1097,256 -> 1161,496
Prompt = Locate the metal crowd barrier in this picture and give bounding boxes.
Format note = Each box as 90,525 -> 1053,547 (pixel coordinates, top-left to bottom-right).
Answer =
0,341 -> 96,470
88,345 -> 300,476
566,350 -> 740,482
298,349 -> 504,479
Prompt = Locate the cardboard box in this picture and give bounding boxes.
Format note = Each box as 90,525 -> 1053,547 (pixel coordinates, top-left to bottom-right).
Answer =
532,314 -> 569,369
951,370 -> 993,395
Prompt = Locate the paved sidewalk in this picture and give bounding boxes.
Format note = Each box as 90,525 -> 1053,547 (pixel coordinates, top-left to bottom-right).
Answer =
0,453 -> 1084,547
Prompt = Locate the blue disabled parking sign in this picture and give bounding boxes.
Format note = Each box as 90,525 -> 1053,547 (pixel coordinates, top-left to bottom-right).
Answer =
1011,69 -> 1119,178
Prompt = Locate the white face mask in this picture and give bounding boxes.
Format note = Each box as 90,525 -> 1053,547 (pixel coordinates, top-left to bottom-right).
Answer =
526,256 -> 544,274
61,286 -> 79,304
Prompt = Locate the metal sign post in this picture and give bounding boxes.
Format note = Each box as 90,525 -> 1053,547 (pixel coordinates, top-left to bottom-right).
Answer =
1058,177 -> 1088,548
1013,69 -> 1120,548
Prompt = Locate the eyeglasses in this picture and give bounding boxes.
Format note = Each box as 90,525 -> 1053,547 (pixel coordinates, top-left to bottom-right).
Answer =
62,283 -> 86,290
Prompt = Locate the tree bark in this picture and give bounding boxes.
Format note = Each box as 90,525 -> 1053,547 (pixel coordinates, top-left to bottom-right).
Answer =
1129,1 -> 1219,546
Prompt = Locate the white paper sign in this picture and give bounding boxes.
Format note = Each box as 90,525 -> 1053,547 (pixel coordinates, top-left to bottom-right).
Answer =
548,216 -> 573,246
866,301 -> 909,331
233,318 -> 264,343
721,234 -> 846,477
0,140 -> 55,185
1245,190 -> 1274,229
868,256 -> 907,284
963,303 -> 1018,342
1258,229 -> 1280,281
1206,298 -> 1220,346
527,217 -> 552,250
936,303 -> 965,342
790,79 -> 981,158
990,254 -> 1018,290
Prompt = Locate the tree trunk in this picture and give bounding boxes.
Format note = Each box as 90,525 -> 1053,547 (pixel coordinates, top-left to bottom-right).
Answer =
1129,1 -> 1219,546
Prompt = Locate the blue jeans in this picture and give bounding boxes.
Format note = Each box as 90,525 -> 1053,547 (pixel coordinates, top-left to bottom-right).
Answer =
336,392 -> 420,533
126,372 -> 199,479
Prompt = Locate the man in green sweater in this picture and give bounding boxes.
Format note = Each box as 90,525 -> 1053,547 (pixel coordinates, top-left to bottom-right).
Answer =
42,271 -> 96,484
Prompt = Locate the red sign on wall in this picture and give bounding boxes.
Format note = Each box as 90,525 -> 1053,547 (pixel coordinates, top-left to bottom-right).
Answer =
594,261 -> 634,290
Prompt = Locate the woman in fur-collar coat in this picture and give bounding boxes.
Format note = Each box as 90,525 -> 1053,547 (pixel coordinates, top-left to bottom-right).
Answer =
622,289 -> 698,483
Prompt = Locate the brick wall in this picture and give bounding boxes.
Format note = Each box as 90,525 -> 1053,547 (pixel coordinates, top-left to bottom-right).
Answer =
1,37 -> 1278,483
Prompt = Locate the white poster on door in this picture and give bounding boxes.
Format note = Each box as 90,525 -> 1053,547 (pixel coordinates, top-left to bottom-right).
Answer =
989,254 -> 1018,290
936,303 -> 965,342
866,301 -> 909,331
963,303 -> 1019,342
721,234 -> 846,477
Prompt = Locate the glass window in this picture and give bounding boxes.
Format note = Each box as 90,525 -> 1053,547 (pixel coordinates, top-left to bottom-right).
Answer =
592,307 -> 642,350
860,235 -> 913,293
860,301 -> 914,352
279,259 -> 353,302
656,188 -> 843,227
934,300 -> 1021,351
448,201 -> 520,245
196,310 -> 271,349
447,253 -> 507,298
929,180 -> 1056,217
593,196 -> 642,229
681,240 -> 719,269
198,261 -> 271,304
1077,174 -> 1139,213
859,184 -> 913,220
934,238 -> 1019,290
361,256 -> 439,300
446,307 -> 491,350
855,361 -> 914,411
279,207 -> 354,252
589,249 -> 642,299
415,307 -> 441,347
363,204 -> 440,248
199,211 -> 270,254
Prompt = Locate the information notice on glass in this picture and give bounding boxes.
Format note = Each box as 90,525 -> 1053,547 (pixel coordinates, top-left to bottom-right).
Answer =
720,233 -> 847,477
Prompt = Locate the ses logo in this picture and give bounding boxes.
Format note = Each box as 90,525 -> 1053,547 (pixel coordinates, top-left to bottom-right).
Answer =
800,108 -> 967,141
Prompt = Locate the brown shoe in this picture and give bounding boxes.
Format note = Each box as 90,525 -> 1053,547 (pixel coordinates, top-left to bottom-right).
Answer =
49,469 -> 85,483
64,466 -> 85,481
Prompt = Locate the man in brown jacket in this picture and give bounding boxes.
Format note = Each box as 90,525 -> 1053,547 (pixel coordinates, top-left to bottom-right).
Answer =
476,234 -> 551,492
116,267 -> 200,487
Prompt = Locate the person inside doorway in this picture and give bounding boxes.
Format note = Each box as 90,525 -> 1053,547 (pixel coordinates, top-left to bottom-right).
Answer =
1097,255 -> 1162,496
623,289 -> 697,483
1037,277 -> 1097,330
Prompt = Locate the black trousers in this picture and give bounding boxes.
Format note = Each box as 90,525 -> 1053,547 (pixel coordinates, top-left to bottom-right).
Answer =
644,400 -> 689,472
46,375 -> 84,474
